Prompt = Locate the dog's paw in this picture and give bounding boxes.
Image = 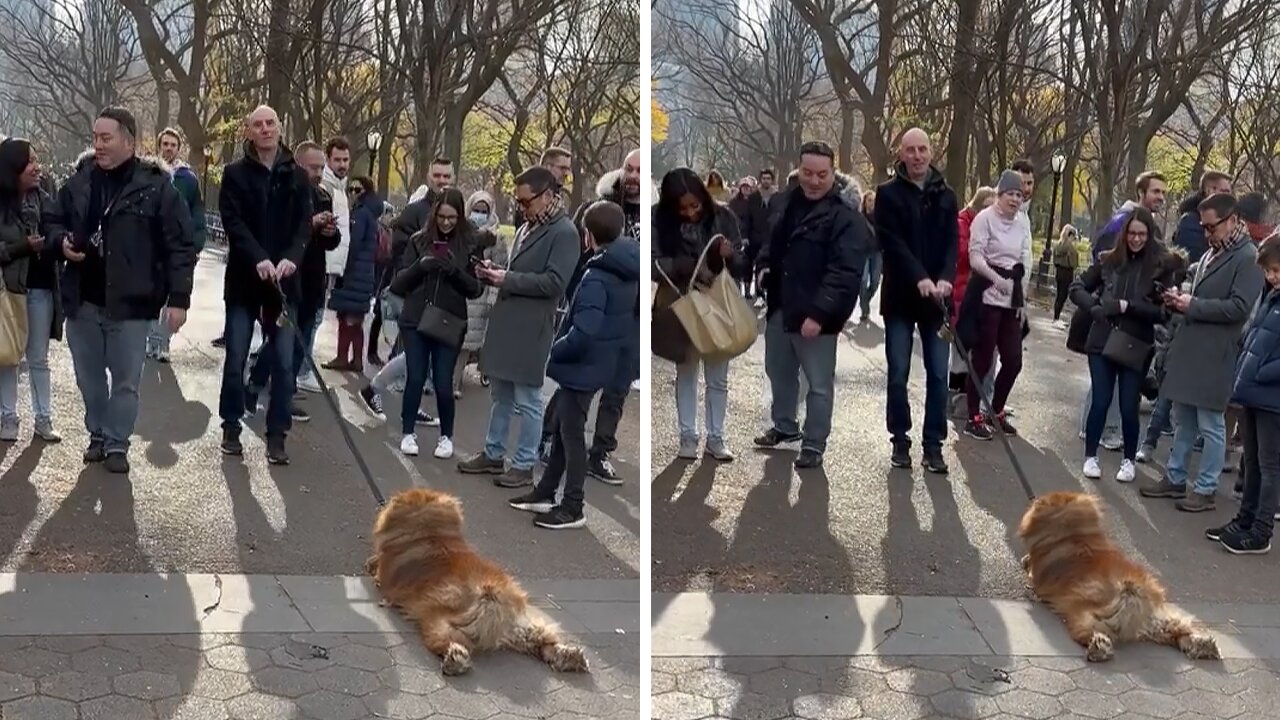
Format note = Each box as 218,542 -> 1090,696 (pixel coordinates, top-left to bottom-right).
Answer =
1182,633 -> 1221,661
549,644 -> 590,673
441,643 -> 473,676
1086,633 -> 1114,663
1020,553 -> 1031,572
364,555 -> 379,576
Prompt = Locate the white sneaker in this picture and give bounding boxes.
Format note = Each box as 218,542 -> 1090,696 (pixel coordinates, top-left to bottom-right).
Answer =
400,434 -> 419,457
1053,319 -> 1068,330
297,372 -> 322,393
1083,457 -> 1102,479
1116,459 -> 1136,483
434,436 -> 454,459
631,379 -> 640,392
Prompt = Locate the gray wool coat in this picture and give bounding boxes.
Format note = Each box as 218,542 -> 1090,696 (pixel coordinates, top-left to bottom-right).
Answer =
1160,237 -> 1265,412
478,213 -> 582,386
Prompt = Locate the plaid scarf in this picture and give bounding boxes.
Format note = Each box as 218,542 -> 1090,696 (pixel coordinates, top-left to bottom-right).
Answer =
529,190 -> 564,227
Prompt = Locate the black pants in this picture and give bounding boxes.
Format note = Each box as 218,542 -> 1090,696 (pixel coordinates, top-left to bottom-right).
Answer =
535,387 -> 593,513
542,385 -> 629,459
1238,407 -> 1280,539
1053,266 -> 1074,320
369,294 -> 383,359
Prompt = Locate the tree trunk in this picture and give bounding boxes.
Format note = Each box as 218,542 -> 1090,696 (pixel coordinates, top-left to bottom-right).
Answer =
838,99 -> 856,173
944,0 -> 981,191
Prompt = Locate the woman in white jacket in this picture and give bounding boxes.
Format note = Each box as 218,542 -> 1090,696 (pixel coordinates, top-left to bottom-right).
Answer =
455,191 -> 507,397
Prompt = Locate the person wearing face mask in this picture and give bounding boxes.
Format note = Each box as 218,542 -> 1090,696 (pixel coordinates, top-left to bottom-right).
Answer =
956,170 -> 1032,442
0,138 -> 65,443
1141,193 -> 1264,512
1071,207 -> 1174,483
456,191 -> 507,398
323,176 -> 381,373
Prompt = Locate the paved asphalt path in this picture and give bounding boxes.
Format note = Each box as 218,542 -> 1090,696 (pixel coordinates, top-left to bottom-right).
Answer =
0,248 -> 640,580
652,298 -> 1280,602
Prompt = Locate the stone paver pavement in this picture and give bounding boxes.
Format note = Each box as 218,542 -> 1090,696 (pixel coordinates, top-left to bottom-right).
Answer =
652,652 -> 1280,720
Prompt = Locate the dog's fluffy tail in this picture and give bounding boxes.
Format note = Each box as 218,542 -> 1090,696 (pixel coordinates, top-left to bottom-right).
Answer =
1097,579 -> 1152,640
454,582 -> 520,650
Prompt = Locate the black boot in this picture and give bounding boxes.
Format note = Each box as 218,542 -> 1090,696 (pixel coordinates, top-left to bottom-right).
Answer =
221,427 -> 243,456
266,435 -> 289,465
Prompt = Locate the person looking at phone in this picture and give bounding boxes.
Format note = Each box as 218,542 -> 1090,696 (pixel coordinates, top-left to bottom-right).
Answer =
0,138 -> 65,444
55,107 -> 197,474
751,141 -> 866,469
245,140 -> 340,423
651,167 -> 746,462
216,104 -> 311,466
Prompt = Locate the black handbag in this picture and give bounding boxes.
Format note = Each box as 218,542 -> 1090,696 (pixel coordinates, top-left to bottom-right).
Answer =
416,274 -> 466,349
1102,327 -> 1152,371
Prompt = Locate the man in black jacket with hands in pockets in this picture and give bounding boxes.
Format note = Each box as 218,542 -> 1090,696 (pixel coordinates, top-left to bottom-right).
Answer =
217,105 -> 312,465
752,141 -> 867,469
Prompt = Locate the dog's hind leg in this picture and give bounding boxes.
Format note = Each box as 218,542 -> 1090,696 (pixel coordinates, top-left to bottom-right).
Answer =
1065,612 -> 1114,662
504,615 -> 589,673
1146,608 -> 1221,661
419,617 -> 475,676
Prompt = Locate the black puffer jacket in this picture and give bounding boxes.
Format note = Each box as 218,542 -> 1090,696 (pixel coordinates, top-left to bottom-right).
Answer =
299,184 -> 340,311
874,164 -> 959,322
219,142 -> 311,312
758,183 -> 867,334
55,154 -> 196,320
389,231 -> 484,331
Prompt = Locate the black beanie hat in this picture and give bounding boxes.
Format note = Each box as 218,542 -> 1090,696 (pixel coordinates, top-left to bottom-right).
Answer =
0,138 -> 32,194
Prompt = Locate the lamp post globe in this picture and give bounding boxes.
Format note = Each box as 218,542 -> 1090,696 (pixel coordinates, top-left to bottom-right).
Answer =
366,131 -> 382,175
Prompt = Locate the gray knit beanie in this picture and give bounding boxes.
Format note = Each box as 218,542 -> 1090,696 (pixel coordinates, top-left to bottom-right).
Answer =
997,169 -> 1023,197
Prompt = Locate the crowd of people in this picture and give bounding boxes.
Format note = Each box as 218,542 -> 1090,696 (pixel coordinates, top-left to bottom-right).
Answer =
654,127 -> 1279,556
0,104 -> 641,532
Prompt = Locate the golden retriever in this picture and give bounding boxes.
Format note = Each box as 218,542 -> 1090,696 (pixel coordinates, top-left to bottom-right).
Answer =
366,488 -> 589,675
1017,491 -> 1220,662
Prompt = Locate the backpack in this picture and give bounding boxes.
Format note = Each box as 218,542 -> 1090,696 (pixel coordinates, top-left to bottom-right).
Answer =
375,225 -> 392,265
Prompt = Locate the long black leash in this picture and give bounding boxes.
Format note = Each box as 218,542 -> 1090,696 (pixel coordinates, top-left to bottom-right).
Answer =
936,296 -> 1038,501
270,279 -> 387,507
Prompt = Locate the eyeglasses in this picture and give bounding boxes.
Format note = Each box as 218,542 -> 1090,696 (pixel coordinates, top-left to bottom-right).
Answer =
516,191 -> 546,209
1200,216 -> 1231,231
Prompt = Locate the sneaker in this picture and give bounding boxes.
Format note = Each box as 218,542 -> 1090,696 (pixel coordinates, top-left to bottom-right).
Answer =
32,419 -> 60,443
1175,492 -> 1215,513
154,349 -> 170,364
493,466 -> 535,488
434,436 -> 454,459
0,420 -> 18,442
677,437 -> 699,460
84,437 -> 106,463
508,492 -> 556,514
1116,459 -> 1136,483
534,505 -> 586,530
359,386 -> 386,421
1223,450 -> 1239,474
103,452 -> 130,474
399,433 -> 420,456
211,336 -> 226,348
290,403 -> 310,422
1100,434 -> 1123,452
1078,429 -> 1086,441
753,428 -> 803,447
705,439 -> 734,462
922,448 -> 948,475
1139,476 -> 1187,498
989,412 -> 1017,436
964,417 -> 993,441
297,372 -> 322,393
1083,457 -> 1102,479
1206,520 -> 1251,542
266,435 -> 289,465
1135,445 -> 1154,464
416,410 -> 439,426
221,428 -> 243,456
457,452 -> 506,475
630,379 -> 639,392
1221,531 -> 1271,555
588,455 -> 623,485
890,441 -> 911,469
321,358 -> 352,371
1052,319 -> 1068,330
795,449 -> 823,469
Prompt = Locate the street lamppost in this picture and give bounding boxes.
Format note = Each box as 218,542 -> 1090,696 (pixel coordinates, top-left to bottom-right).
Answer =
1037,152 -> 1068,289
367,130 -> 382,176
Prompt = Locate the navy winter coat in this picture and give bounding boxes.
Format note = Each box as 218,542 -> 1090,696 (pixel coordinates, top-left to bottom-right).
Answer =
547,237 -> 641,393
328,190 -> 381,315
1232,287 -> 1280,414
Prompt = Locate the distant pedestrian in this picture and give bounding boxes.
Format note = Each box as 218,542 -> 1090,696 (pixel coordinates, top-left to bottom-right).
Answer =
323,175 -> 381,373
856,190 -> 881,325
1172,171 -> 1233,264
148,127 -> 207,363
1051,225 -> 1080,327
875,127 -> 959,474
57,106 -> 197,474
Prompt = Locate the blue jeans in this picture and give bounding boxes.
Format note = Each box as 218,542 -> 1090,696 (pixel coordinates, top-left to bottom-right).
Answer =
0,289 -> 56,423
858,253 -> 882,316
64,303 -> 149,454
675,356 -> 729,444
401,328 -> 458,436
484,379 -> 543,470
1143,395 -> 1173,448
250,303 -> 319,388
1167,402 -> 1227,496
1084,354 -> 1142,459
221,304 -> 296,436
764,312 -> 838,453
885,315 -> 949,449
1080,383 -> 1120,436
